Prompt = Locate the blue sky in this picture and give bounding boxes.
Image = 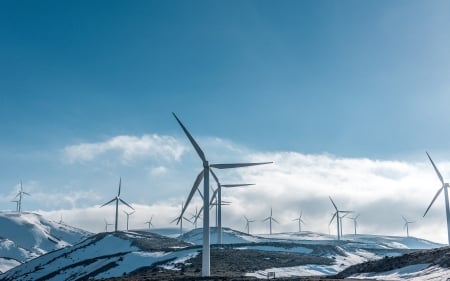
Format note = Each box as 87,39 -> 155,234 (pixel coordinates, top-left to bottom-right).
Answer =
1,1 -> 450,242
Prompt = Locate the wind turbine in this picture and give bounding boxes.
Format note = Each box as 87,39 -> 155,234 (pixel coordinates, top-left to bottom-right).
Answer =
263,208 -> 279,235
402,216 -> 414,237
100,178 -> 134,232
423,152 -> 450,244
292,210 -> 305,232
145,216 -> 154,230
244,215 -> 255,234
123,210 -> 135,231
104,219 -> 114,232
15,180 -> 30,214
347,214 -> 360,236
329,196 -> 352,240
171,201 -> 192,235
172,112 -> 272,277
191,207 -> 202,229
209,171 -> 254,244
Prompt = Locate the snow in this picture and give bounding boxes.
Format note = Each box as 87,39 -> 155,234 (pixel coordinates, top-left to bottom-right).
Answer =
236,245 -> 313,254
351,263 -> 450,280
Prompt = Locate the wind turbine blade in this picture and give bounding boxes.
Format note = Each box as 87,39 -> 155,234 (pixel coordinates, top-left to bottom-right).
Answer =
195,206 -> 203,223
222,184 -> 255,188
210,169 -> 220,185
100,198 -> 116,208
209,188 -> 219,206
329,213 -> 337,225
23,192 -> 31,196
423,187 -> 444,217
427,152 -> 445,185
119,198 -> 134,210
355,214 -> 360,220
172,113 -> 206,162
244,215 -> 249,222
402,216 -> 407,223
178,169 -> 204,224
262,217 -> 270,222
329,196 -> 338,211
272,218 -> 279,224
118,177 -> 122,196
170,216 -> 180,224
210,162 -> 272,169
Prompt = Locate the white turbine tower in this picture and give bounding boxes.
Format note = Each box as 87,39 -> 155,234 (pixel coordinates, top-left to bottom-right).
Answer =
263,208 -> 279,235
15,180 -> 30,214
123,210 -> 135,231
172,112 -> 272,277
209,174 -> 254,243
292,210 -> 305,232
145,216 -> 154,230
423,152 -> 450,245
402,216 -> 414,237
329,196 -> 352,240
104,219 -> 114,232
347,214 -> 360,236
100,178 -> 134,232
244,215 -> 255,234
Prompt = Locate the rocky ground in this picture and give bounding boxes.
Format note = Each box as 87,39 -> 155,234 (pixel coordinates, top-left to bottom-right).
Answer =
100,247 -> 358,281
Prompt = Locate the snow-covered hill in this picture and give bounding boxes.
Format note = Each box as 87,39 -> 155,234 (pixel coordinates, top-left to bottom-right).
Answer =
0,212 -> 91,273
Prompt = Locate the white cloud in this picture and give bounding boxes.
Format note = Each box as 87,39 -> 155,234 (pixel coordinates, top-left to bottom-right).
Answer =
63,134 -> 187,164
150,166 -> 168,176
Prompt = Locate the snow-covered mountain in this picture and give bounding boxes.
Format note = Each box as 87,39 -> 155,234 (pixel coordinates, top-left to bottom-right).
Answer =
0,211 -> 91,273
2,225 -> 444,280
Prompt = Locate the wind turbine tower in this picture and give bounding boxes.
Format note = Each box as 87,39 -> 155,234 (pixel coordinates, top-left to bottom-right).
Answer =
402,216 -> 414,237
172,112 -> 272,277
100,178 -> 134,232
15,180 -> 30,214
244,215 -> 255,234
292,210 -> 305,232
123,210 -> 135,231
347,214 -> 360,236
423,152 -> 450,245
263,208 -> 279,235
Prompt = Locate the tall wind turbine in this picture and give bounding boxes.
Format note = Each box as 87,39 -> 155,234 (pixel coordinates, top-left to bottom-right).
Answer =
100,178 -> 134,232
292,210 -> 305,232
145,216 -> 154,230
244,215 -> 255,234
423,152 -> 450,244
15,180 -> 30,214
209,171 -> 254,244
347,214 -> 360,236
402,216 -> 414,237
263,208 -> 279,235
104,219 -> 114,232
172,112 -> 272,277
123,210 -> 135,231
329,196 -> 352,240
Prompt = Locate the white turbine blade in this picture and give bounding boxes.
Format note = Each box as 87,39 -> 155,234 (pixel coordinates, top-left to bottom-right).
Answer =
427,152 -> 445,185
118,177 -> 122,196
209,188 -> 219,205
210,162 -> 273,169
244,215 -> 249,222
423,186 -> 444,217
100,198 -> 116,208
183,216 -> 193,223
222,184 -> 255,188
262,217 -> 270,222
23,192 -> 31,196
329,213 -> 337,225
119,198 -> 134,210
329,196 -> 338,211
194,206 -> 203,223
178,170 -> 204,224
172,113 -> 206,162
210,169 -> 220,185
272,218 -> 279,224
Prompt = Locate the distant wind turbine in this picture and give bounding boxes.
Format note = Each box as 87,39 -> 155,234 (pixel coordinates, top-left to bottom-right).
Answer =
292,210 -> 305,232
145,216 -> 154,230
191,207 -> 202,229
402,216 -> 414,237
329,196 -> 352,240
244,215 -> 255,234
423,152 -> 450,244
171,201 -> 192,235
104,219 -> 114,232
172,112 -> 272,277
209,172 -> 254,244
100,178 -> 134,232
123,210 -> 135,231
15,180 -> 30,214
347,214 -> 360,236
263,208 -> 279,235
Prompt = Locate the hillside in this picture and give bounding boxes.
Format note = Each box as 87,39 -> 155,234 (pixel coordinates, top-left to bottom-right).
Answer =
0,211 -> 91,273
